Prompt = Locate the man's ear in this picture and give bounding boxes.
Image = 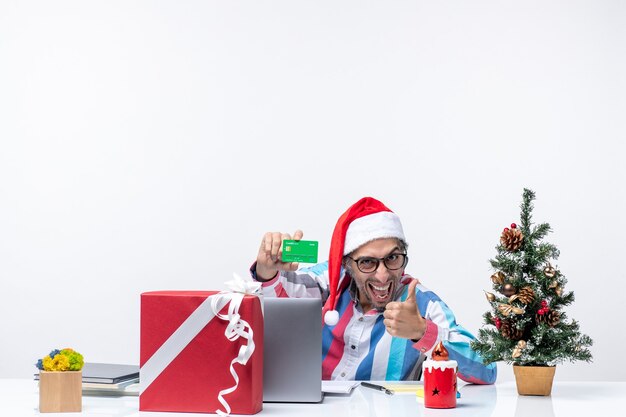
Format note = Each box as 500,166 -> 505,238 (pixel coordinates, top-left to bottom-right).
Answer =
341,256 -> 351,276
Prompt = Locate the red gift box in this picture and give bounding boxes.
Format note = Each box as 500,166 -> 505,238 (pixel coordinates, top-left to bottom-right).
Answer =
140,291 -> 263,415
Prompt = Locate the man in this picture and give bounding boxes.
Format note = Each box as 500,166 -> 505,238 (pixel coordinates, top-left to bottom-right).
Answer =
251,197 -> 496,383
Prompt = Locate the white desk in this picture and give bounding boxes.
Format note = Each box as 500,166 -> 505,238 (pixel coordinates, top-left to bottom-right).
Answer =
1,379 -> 624,417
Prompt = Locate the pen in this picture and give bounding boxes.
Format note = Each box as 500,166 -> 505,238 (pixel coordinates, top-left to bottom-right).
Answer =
360,382 -> 394,395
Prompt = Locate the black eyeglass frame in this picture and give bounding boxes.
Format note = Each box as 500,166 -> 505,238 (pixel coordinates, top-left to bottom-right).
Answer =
346,253 -> 408,274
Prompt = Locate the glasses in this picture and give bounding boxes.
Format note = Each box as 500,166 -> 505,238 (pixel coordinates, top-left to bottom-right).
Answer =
347,253 -> 408,273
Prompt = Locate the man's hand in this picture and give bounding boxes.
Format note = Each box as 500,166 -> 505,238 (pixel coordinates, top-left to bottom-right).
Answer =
255,230 -> 304,280
383,280 -> 427,340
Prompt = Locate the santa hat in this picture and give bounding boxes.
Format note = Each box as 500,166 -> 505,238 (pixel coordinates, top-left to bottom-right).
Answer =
323,197 -> 406,325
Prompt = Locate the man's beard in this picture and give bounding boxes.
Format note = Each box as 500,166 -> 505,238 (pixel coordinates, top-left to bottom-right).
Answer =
354,275 -> 402,310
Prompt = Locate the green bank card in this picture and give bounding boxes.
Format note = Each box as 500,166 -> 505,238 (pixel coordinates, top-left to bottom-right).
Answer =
282,240 -> 319,264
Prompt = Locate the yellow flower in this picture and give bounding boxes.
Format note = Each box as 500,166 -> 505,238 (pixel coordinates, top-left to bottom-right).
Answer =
42,355 -> 54,371
48,354 -> 70,371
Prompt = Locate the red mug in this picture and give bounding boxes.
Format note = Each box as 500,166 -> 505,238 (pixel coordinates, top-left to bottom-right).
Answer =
423,360 -> 458,409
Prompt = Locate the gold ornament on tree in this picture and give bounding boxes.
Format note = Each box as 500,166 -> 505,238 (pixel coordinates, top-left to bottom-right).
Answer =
544,263 -> 556,278
501,283 -> 517,297
491,272 -> 506,285
511,340 -> 527,358
497,304 -> 512,316
547,278 -> 563,296
485,291 -> 496,302
500,224 -> 524,252
497,303 -> 525,317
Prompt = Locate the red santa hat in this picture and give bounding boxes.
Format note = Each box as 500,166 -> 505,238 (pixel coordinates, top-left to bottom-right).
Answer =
323,197 -> 406,325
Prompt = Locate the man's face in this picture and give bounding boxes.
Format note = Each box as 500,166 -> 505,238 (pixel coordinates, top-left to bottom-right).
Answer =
345,238 -> 407,312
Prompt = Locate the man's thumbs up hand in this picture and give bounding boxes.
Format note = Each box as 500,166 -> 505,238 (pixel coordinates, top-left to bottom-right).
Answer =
383,279 -> 427,340
404,279 -> 418,305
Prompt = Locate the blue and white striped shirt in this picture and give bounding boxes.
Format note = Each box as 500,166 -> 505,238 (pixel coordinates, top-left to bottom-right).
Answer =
252,261 -> 496,383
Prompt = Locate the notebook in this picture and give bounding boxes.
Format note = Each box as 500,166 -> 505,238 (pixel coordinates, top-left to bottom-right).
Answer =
263,297 -> 323,403
80,363 -> 139,384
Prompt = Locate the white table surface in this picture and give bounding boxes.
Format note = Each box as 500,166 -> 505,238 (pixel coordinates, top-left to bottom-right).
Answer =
1,379 -> 624,417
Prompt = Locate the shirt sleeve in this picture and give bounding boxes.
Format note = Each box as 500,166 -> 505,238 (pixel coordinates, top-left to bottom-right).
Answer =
413,283 -> 497,385
249,261 -> 330,300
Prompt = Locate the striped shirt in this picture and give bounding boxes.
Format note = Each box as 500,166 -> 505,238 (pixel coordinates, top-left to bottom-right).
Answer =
251,261 -> 496,384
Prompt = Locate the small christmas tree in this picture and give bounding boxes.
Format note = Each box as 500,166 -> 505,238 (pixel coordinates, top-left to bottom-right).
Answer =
471,189 -> 593,367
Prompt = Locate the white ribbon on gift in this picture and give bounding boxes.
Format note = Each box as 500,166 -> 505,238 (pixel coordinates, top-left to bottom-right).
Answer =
140,273 -> 262,416
211,274 -> 262,416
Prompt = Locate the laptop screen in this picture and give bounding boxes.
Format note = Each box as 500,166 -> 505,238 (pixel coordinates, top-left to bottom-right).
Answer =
262,297 -> 323,403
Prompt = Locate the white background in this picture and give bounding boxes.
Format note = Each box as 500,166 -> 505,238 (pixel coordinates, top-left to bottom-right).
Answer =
1,1 -> 624,383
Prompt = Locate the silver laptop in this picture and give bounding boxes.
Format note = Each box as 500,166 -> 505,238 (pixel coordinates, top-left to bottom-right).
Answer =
263,297 -> 323,403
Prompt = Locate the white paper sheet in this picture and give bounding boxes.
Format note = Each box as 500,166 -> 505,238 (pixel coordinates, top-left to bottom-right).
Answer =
321,381 -> 360,394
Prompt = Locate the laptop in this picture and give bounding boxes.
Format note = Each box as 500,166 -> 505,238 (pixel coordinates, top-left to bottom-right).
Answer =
263,297 -> 323,403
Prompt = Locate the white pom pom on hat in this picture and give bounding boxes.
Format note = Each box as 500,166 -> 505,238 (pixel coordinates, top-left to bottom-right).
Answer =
322,197 -> 405,326
324,310 -> 339,326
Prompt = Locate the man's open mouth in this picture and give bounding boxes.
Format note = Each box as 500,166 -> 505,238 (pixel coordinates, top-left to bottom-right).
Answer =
367,281 -> 394,301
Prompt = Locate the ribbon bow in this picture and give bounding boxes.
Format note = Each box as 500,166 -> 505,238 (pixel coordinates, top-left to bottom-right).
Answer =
224,272 -> 262,296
